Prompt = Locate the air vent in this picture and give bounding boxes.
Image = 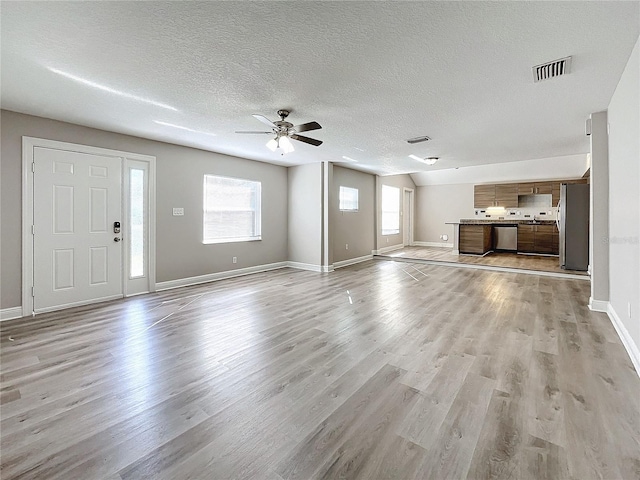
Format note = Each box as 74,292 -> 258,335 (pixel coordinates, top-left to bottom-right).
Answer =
532,56 -> 572,83
407,135 -> 430,144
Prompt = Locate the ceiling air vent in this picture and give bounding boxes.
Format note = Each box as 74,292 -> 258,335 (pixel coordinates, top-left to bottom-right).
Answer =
532,56 -> 572,83
407,135 -> 430,144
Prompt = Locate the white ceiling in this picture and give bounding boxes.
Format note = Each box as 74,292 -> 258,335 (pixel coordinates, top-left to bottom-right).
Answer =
2,2 -> 638,176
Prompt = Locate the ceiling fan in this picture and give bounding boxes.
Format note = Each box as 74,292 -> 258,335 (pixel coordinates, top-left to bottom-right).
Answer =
236,109 -> 322,153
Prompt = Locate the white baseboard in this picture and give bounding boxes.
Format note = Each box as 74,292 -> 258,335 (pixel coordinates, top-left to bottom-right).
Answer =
413,241 -> 453,248
373,244 -> 404,255
1,306 -> 23,322
287,261 -> 322,272
588,297 -> 608,312
333,254 -> 373,269
156,262 -> 288,291
607,303 -> 640,377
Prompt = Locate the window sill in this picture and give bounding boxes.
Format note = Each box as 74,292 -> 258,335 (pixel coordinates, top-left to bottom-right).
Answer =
203,237 -> 262,245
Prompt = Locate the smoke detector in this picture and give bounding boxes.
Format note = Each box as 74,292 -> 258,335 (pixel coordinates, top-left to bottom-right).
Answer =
532,56 -> 572,83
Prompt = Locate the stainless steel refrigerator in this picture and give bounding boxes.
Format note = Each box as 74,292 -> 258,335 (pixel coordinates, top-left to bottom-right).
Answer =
557,183 -> 590,270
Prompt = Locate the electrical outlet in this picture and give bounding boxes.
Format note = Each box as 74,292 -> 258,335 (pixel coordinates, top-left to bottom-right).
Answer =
232,257 -> 237,264
345,244 -> 348,250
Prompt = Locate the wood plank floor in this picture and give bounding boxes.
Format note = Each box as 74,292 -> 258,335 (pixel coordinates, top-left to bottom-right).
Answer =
1,260 -> 638,480
383,246 -> 589,276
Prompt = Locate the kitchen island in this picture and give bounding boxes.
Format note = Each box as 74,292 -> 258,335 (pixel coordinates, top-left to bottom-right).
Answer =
447,219 -> 558,256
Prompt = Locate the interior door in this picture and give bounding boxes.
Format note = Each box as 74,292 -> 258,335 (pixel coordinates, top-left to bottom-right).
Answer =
33,147 -> 123,312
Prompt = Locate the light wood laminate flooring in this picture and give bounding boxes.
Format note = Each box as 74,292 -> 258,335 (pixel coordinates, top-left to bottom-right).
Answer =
1,261 -> 638,480
382,246 -> 589,276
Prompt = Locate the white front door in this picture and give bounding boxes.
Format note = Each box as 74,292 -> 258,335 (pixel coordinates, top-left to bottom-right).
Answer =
33,147 -> 123,312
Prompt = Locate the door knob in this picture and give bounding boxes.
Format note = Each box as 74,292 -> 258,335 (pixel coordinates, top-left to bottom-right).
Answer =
114,237 -> 121,242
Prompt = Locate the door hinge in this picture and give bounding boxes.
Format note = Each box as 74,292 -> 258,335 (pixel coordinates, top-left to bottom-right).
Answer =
32,287 -> 35,297
32,162 -> 35,172
32,225 -> 35,235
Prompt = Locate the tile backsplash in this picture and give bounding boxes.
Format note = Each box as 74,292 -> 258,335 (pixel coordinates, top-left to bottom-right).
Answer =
475,207 -> 557,220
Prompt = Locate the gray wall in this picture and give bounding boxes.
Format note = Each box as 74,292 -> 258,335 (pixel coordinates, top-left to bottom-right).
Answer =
376,174 -> 416,250
331,165 -> 375,262
607,36 -> 639,353
415,184 -> 475,244
287,163 -> 322,266
0,110 -> 288,309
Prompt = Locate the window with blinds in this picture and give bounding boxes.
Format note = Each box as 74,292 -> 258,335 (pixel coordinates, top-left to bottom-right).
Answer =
203,175 -> 262,244
381,185 -> 400,235
339,186 -> 359,211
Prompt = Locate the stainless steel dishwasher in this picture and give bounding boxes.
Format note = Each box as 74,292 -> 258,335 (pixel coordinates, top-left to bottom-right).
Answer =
493,225 -> 517,251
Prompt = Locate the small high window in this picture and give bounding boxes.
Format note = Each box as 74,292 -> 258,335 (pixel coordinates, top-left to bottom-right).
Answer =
339,186 -> 359,211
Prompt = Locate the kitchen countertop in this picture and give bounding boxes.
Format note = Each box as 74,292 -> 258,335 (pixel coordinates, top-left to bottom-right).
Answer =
456,219 -> 556,225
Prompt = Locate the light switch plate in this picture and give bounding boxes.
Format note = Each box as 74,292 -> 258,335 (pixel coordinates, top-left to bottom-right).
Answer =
172,208 -> 184,216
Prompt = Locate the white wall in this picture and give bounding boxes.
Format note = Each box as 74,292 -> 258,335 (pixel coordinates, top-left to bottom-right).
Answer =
287,163 -> 323,267
415,184 -> 474,244
607,36 -> 640,367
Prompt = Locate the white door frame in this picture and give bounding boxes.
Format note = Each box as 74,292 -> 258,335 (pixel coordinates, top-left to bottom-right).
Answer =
22,137 -> 156,316
403,187 -> 414,246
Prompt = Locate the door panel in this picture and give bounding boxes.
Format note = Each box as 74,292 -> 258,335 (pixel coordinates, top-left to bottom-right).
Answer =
33,147 -> 122,312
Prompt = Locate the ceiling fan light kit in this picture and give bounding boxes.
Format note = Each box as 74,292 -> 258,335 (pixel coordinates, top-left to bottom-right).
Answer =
236,109 -> 322,154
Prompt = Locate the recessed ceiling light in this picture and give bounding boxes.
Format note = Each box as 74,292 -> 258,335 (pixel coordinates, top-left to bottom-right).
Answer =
406,135 -> 430,144
409,155 -> 439,165
48,67 -> 178,111
154,120 -> 216,136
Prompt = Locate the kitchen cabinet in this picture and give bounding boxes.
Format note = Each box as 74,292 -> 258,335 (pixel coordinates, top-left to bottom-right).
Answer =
517,223 -> 559,254
494,184 -> 518,208
459,225 -> 492,254
475,178 -> 587,210
474,185 -> 496,208
518,182 -> 553,195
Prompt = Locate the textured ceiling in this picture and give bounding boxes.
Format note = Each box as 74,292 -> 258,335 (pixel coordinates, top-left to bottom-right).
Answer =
2,1 -> 638,176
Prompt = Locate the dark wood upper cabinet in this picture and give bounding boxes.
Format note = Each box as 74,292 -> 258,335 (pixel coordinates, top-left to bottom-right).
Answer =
494,184 -> 518,208
534,182 -> 553,195
474,184 -> 496,208
518,183 -> 535,195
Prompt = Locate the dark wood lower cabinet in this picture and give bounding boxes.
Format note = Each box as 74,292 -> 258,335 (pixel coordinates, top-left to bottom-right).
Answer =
459,225 -> 492,254
517,224 -> 559,255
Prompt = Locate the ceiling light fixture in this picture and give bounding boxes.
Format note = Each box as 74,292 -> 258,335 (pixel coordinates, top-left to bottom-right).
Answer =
266,135 -> 294,154
154,120 -> 216,135
48,67 -> 178,111
406,135 -> 431,144
409,155 -> 439,165
342,156 -> 357,162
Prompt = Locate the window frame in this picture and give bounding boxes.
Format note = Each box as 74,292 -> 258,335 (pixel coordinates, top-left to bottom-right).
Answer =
381,184 -> 400,235
202,174 -> 262,245
339,185 -> 359,212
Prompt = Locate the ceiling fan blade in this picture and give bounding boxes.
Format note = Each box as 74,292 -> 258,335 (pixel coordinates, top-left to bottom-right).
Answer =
235,131 -> 272,134
290,134 -> 323,147
252,114 -> 277,128
293,121 -> 322,133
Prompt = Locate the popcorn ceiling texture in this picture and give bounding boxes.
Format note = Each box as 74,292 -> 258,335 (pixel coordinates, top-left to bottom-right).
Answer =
1,1 -> 638,175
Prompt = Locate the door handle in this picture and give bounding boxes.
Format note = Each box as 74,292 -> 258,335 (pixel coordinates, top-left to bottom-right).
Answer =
114,237 -> 121,242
